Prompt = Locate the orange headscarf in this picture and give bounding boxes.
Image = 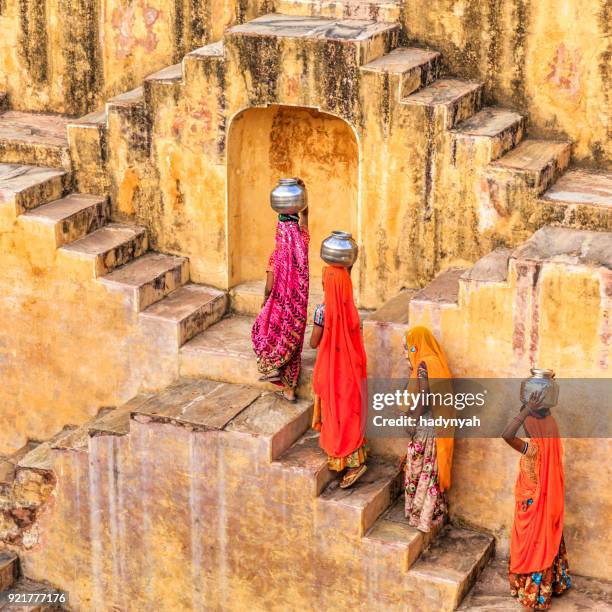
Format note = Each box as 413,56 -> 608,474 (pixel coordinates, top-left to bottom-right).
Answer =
510,415 -> 564,574
405,326 -> 454,491
313,266 -> 367,459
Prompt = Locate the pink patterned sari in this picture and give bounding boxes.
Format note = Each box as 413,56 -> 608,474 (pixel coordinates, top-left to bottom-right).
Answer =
251,219 -> 309,389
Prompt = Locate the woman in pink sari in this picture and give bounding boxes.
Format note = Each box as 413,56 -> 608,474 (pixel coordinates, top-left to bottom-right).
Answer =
251,195 -> 309,402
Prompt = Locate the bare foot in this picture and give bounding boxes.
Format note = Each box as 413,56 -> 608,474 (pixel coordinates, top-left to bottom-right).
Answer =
274,389 -> 297,403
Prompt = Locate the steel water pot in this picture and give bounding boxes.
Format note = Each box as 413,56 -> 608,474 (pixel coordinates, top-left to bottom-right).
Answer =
520,368 -> 560,409
270,178 -> 307,215
320,231 -> 358,267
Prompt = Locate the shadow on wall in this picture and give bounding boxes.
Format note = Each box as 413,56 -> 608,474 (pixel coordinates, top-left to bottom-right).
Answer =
227,105 -> 360,287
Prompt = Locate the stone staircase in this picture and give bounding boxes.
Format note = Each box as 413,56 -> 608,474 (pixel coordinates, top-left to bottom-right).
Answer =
4,376 -> 493,610
0,10 -> 610,611
0,161 -> 227,352
364,225 -> 612,380
58,14 -> 610,301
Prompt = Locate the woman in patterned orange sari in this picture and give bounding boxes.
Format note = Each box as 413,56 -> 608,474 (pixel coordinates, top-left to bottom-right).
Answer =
402,327 -> 454,532
502,393 -> 571,609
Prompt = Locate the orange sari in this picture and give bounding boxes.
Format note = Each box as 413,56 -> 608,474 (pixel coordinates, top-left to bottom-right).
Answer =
510,415 -> 564,574
405,326 -> 454,492
313,266 -> 367,462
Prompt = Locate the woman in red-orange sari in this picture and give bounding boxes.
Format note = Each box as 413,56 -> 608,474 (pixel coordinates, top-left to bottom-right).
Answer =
502,393 -> 571,609
309,265 -> 368,489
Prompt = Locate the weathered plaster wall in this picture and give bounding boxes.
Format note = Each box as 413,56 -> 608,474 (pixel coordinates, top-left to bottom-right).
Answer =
0,0 -> 260,116
18,418 -> 419,611
402,0 -> 612,166
227,105 -> 359,284
0,205 -> 182,454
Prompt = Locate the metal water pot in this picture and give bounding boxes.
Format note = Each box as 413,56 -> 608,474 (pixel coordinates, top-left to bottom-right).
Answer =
270,178 -> 307,215
320,231 -> 358,267
520,368 -> 559,409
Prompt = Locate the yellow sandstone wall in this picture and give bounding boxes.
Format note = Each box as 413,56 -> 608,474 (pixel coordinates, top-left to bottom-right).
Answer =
0,0 -> 263,116
402,0 -> 611,166
0,204 -> 183,454
0,0 -> 609,166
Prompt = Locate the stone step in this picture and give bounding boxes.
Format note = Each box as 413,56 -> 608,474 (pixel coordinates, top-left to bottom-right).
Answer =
537,169 -> 612,232
179,314 -> 316,399
88,395 -> 154,439
407,524 -> 495,611
363,497 -> 440,574
451,106 -> 526,162
408,268 -> 465,347
0,551 -> 18,591
0,576 -> 66,610
17,427 -> 78,473
224,390 -> 314,461
6,426 -> 78,512
511,225 -> 612,269
66,110 -> 108,195
131,378 -> 259,426
276,0 -> 402,22
402,79 -> 483,129
0,442 -> 39,497
361,47 -> 441,99
230,279 -> 325,319
106,87 -> 149,157
460,247 -> 512,286
317,459 -> 403,537
543,169 -> 612,208
226,14 -> 400,68
459,556 -> 612,610
140,284 -> 228,347
0,111 -> 70,170
363,289 -> 416,379
49,408 -> 117,452
99,252 -> 189,312
0,163 -> 69,215
411,267 -> 465,307
68,109 -> 107,131
106,86 -> 144,112
144,63 -> 183,86
487,138 -> 571,198
58,223 -> 148,277
129,378 -> 311,461
272,430 -> 333,497
19,194 -> 109,247
144,64 -> 183,112
183,41 -> 224,86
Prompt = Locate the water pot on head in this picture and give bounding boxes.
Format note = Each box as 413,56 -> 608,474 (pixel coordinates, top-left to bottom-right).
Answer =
320,231 -> 358,267
520,368 -> 560,409
270,178 -> 307,215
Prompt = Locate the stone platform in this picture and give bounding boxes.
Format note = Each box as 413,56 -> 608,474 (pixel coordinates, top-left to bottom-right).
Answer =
0,112 -> 70,170
459,556 -> 612,611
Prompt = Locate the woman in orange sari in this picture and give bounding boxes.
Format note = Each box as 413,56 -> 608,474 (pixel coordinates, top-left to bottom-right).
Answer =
309,265 -> 368,489
403,327 -> 454,532
502,392 -> 571,609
